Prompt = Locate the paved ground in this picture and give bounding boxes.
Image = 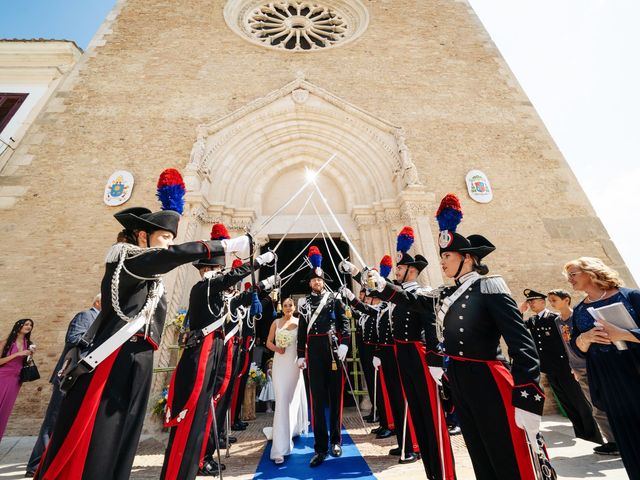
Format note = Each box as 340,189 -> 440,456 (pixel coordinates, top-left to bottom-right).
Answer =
0,411 -> 627,479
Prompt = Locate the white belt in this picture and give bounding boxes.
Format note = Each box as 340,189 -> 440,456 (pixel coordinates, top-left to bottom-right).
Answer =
82,316 -> 147,370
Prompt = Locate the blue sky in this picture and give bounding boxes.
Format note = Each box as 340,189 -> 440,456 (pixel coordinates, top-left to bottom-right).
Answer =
2,1 -> 637,282
0,0 -> 116,49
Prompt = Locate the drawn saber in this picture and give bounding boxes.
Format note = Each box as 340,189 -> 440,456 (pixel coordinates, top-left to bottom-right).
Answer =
312,182 -> 367,269
252,153 -> 336,236
400,400 -> 408,462
226,409 -> 231,458
373,367 -> 378,427
209,398 -> 223,479
330,331 -> 368,433
436,389 -> 446,479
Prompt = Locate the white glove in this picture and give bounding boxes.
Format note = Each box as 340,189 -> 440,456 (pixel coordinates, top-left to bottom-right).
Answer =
258,275 -> 280,291
367,269 -> 386,292
339,259 -> 357,275
221,234 -> 250,253
372,356 -> 381,370
514,408 -> 541,452
203,269 -> 222,280
429,366 -> 444,386
256,251 -> 275,266
340,286 -> 355,302
337,344 -> 349,362
297,358 -> 307,370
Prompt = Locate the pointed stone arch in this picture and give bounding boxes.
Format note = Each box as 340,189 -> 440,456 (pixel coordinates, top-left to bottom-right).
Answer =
179,75 -> 442,295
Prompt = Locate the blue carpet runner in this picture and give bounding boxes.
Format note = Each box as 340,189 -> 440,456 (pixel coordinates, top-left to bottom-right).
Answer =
254,429 -> 376,480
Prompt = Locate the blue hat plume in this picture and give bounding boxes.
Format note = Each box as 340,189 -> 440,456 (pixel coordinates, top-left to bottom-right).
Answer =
156,168 -> 186,214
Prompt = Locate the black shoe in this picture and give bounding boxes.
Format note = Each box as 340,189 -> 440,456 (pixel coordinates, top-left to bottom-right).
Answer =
388,447 -> 402,456
227,435 -> 237,444
240,421 -> 249,427
447,425 -> 462,436
594,442 -> 619,456
24,472 -> 35,478
370,426 -> 383,434
363,413 -> 374,422
310,452 -> 327,467
375,429 -> 393,439
330,444 -> 343,457
198,459 -> 226,476
399,452 -> 419,464
231,422 -> 246,431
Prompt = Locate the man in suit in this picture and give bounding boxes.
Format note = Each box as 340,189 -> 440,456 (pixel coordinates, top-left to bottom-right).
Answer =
25,294 -> 101,477
521,288 -> 603,444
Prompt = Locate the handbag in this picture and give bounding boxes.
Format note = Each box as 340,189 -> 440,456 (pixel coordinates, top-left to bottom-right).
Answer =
20,355 -> 40,383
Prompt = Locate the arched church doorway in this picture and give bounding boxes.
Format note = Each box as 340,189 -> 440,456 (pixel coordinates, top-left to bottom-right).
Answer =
152,75 -> 441,409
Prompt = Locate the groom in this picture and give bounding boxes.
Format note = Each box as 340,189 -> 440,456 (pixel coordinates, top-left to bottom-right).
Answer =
297,247 -> 351,467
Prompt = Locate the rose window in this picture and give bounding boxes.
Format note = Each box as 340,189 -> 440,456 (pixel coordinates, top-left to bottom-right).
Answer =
248,2 -> 347,51
224,1 -> 369,53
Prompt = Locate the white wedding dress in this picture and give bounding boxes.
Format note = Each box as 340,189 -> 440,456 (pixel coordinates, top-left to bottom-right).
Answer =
264,318 -> 309,460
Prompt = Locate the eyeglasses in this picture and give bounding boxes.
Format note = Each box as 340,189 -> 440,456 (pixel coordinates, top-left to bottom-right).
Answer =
566,270 -> 582,278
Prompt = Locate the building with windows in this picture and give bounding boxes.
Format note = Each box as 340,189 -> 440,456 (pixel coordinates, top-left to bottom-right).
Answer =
0,40 -> 82,187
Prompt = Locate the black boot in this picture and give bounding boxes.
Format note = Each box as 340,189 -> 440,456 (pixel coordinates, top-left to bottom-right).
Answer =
330,444 -> 342,457
399,452 -> 419,464
198,457 -> 226,476
310,452 -> 327,467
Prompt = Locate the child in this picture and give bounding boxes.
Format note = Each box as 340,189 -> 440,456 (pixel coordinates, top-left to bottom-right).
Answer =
258,358 -> 275,413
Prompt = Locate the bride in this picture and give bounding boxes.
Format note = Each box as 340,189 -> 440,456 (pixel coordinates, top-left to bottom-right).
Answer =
264,297 -> 309,464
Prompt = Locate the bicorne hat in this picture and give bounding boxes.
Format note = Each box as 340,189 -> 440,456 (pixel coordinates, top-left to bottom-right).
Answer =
114,169 -> 185,238
395,227 -> 429,273
302,246 -> 334,283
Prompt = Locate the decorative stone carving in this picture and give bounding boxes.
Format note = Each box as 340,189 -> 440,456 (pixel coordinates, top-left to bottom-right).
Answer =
394,128 -> 421,187
189,129 -> 206,167
224,0 -> 370,53
291,88 -> 309,104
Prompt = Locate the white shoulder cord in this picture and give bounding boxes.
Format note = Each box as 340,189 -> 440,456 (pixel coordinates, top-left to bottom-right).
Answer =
110,244 -> 165,339
206,277 -> 225,319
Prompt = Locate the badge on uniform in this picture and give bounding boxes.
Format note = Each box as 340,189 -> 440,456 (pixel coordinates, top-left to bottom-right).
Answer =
439,230 -> 453,249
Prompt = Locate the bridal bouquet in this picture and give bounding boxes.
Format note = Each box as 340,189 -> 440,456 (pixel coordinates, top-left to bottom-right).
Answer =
275,329 -> 296,349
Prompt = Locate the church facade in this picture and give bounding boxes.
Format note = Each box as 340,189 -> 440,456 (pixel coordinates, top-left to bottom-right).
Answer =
0,0 -> 632,433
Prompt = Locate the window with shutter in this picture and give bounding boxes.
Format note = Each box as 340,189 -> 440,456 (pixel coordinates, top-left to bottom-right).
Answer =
0,93 -> 28,134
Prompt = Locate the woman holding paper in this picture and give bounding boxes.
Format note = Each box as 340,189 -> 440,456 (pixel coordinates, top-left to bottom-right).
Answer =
565,257 -> 640,478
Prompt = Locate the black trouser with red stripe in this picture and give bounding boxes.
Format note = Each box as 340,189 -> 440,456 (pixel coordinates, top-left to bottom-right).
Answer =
161,334 -> 222,480
230,337 -> 253,425
204,336 -> 241,457
378,345 -> 418,453
358,337 -> 388,428
395,340 -> 455,480
448,358 -> 536,480
307,334 -> 345,454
